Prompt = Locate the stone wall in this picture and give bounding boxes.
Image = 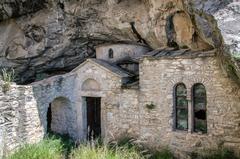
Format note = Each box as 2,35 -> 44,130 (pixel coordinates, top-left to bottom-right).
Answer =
138,56 -> 240,158
98,88 -> 140,140
31,73 -> 79,140
117,89 -> 140,137
0,81 -> 43,158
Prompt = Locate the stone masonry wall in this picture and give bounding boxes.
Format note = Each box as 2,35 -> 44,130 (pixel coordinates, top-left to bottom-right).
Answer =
116,89 -> 140,138
0,81 -> 43,158
32,73 -> 78,139
100,88 -> 140,140
138,56 -> 240,158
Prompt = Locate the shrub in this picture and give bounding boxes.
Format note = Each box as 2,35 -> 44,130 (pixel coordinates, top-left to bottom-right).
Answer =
233,53 -> 240,59
7,137 -> 63,159
1,68 -> 15,83
1,68 -> 15,93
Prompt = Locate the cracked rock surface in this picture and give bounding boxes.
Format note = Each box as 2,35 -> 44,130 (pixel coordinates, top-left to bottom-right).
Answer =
0,0 -> 239,84
191,0 -> 240,55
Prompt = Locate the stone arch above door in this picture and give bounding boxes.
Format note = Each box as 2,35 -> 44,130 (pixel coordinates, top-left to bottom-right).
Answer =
82,79 -> 101,91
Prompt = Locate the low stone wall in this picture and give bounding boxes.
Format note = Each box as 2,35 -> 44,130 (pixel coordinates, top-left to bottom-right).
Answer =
0,81 -> 43,158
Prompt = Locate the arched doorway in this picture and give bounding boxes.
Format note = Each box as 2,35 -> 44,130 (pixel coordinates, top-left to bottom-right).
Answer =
47,97 -> 72,136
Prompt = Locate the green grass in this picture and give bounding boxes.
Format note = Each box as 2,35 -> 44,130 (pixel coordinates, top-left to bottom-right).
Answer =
151,149 -> 174,159
191,148 -> 239,159
201,148 -> 239,159
6,136 -> 145,159
7,135 -> 239,159
7,136 -> 63,159
47,133 -> 76,158
108,137 -> 174,159
70,137 -> 144,159
6,135 -> 174,159
70,144 -> 143,159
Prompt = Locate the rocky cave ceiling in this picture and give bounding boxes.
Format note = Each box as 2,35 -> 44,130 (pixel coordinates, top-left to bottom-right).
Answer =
0,0 -> 239,84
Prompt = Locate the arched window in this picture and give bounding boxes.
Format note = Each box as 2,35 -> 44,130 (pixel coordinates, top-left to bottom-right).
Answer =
108,48 -> 114,58
192,83 -> 207,133
174,83 -> 188,130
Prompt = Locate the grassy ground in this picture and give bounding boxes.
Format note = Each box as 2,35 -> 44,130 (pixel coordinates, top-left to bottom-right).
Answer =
7,136 -> 63,159
191,148 -> 239,159
5,134 -> 239,159
70,144 -> 143,159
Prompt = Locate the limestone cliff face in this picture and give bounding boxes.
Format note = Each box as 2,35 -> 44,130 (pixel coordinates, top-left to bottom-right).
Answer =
0,0 -> 239,84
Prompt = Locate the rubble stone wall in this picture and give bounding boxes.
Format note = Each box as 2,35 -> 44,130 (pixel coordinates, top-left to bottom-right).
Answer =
0,82 -> 43,158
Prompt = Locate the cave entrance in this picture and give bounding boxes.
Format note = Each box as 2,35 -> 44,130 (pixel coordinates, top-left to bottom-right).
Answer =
85,97 -> 101,140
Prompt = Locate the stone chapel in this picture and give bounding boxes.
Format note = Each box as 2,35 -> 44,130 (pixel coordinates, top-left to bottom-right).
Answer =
1,43 -> 240,157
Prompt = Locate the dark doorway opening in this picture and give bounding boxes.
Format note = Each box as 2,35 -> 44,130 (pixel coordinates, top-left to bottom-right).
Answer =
47,103 -> 52,133
86,97 -> 101,140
